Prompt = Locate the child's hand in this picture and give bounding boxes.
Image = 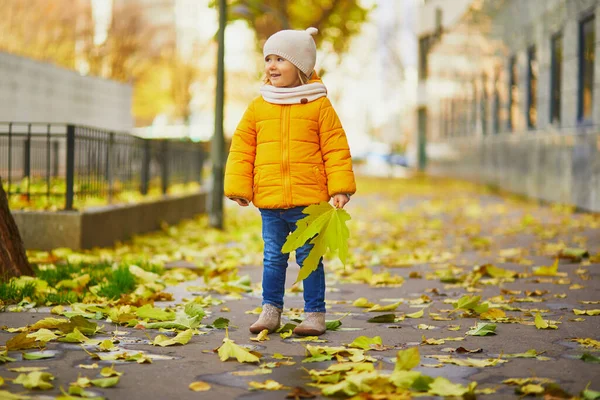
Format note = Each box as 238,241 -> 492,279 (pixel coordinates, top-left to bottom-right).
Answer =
333,194 -> 350,209
231,197 -> 250,207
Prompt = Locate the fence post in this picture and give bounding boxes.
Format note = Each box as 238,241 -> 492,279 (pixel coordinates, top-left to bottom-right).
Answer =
141,139 -> 150,195
106,132 -> 114,204
23,125 -> 31,180
52,141 -> 59,178
161,140 -> 169,195
21,124 -> 31,201
65,125 -> 75,210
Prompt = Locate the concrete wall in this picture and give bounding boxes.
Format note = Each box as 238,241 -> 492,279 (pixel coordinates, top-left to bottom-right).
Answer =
12,191 -> 207,250
421,0 -> 600,212
428,133 -> 600,211
0,52 -> 133,132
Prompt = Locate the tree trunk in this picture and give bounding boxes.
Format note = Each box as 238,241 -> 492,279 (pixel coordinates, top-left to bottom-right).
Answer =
0,178 -> 34,280
210,0 -> 226,229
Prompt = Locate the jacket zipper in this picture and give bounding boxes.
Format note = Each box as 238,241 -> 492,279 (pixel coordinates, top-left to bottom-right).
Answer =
281,105 -> 291,207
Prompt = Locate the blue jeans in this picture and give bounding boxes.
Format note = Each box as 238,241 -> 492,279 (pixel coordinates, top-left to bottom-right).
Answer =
259,207 -> 326,313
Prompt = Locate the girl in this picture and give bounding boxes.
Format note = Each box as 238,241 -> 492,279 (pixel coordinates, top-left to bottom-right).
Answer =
224,27 -> 356,336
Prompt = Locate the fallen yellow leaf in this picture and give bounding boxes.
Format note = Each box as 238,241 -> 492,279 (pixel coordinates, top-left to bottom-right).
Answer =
189,381 -> 211,391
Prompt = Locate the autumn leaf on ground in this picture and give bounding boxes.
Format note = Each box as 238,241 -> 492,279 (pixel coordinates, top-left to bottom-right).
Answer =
347,336 -> 383,350
100,366 -> 122,377
22,351 -> 56,360
281,202 -> 350,282
533,259 -> 561,276
231,367 -> 273,376
26,329 -> 59,343
217,335 -> 260,363
280,330 -> 293,339
452,295 -> 489,314
367,314 -> 397,323
395,347 -> 420,371
325,319 -> 343,331
151,329 -> 193,346
501,349 -> 550,360
558,248 -> 589,262
136,304 -> 175,322
405,309 -> 424,318
581,383 -> 600,400
57,315 -> 101,336
352,298 -> 375,308
6,332 -> 40,351
366,301 -> 402,312
14,371 -> 54,390
579,353 -> 600,364
570,338 -> 600,349
214,317 -> 231,329
428,377 -> 472,397
427,355 -> 507,367
573,309 -> 600,316
189,381 -> 211,391
286,386 -> 318,399
534,313 -> 557,329
0,390 -> 27,400
90,376 -> 120,388
248,379 -> 289,390
422,336 -> 465,345
291,336 -> 328,343
480,308 -> 506,321
477,264 -> 517,279
466,322 -> 497,336
453,347 -> 482,354
250,329 -> 270,342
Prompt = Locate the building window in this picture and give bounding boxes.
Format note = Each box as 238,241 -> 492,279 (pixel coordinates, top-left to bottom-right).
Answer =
550,33 -> 563,124
527,46 -> 538,129
481,73 -> 488,135
579,14 -> 595,122
419,36 -> 430,81
493,68 -> 500,134
508,55 -> 518,131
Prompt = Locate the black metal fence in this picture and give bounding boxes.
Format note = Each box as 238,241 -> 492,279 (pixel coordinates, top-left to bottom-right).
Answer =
0,122 -> 206,210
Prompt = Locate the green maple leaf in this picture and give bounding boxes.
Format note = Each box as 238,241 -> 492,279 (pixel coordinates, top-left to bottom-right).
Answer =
395,347 -> 420,371
151,329 -> 193,347
428,377 -> 470,397
14,371 -> 54,390
282,201 -> 351,282
466,322 -> 497,336
347,336 -> 383,350
218,338 -> 260,363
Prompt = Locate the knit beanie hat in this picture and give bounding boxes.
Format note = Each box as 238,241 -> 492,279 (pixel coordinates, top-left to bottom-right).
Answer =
263,27 -> 318,77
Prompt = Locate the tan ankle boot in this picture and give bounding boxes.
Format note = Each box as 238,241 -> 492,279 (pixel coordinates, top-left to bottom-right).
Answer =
293,312 -> 326,336
249,304 -> 282,334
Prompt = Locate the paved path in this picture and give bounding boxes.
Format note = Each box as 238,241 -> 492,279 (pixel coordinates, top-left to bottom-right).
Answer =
1,176 -> 599,399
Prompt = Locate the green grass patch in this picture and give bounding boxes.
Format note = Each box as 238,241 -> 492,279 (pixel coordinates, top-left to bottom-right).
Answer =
0,280 -> 36,303
1,261 -> 163,305
43,291 -> 80,305
96,265 -> 137,300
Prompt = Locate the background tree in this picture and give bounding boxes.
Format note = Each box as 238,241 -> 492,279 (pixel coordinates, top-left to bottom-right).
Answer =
0,0 -> 206,127
0,0 -> 82,69
228,0 -> 371,66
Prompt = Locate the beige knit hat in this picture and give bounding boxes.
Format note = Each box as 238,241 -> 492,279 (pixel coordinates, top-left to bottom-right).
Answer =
263,27 -> 318,77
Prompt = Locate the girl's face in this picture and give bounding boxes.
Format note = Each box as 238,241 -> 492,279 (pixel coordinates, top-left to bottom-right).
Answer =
265,54 -> 301,88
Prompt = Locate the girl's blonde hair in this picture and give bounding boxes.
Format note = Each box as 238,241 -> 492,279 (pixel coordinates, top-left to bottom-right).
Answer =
263,68 -> 310,86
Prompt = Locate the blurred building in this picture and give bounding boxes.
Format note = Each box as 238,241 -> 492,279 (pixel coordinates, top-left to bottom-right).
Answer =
415,0 -> 600,212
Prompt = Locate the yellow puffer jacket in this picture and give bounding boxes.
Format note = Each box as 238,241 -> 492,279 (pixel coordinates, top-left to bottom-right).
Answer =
224,75 -> 356,209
